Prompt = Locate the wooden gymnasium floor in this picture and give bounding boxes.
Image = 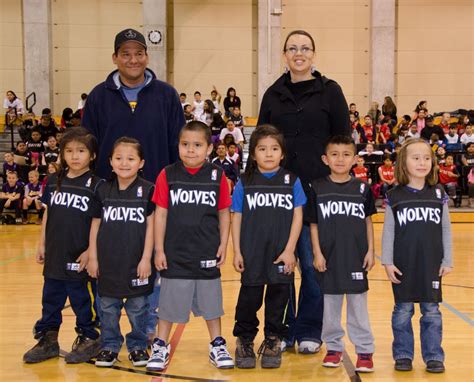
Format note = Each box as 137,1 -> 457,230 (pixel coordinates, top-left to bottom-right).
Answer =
1,215 -> 473,382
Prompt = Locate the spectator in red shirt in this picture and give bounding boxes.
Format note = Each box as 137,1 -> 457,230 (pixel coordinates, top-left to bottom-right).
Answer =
438,154 -> 461,207
352,157 -> 372,184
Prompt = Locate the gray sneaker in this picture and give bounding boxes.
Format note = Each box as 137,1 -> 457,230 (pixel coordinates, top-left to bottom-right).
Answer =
235,337 -> 256,369
258,336 -> 281,369
23,331 -> 60,363
65,334 -> 101,364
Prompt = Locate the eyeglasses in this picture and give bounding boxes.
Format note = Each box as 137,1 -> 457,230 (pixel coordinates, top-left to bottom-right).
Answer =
285,46 -> 314,56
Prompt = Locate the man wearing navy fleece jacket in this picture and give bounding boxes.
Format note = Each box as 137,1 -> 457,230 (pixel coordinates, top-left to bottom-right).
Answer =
82,28 -> 185,182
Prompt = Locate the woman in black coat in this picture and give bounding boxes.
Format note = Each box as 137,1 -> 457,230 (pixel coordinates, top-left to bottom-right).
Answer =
257,29 -> 350,354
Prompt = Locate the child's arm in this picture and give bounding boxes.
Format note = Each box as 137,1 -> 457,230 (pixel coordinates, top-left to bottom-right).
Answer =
36,206 -> 48,264
137,212 -> 155,280
440,203 -> 453,276
381,205 -> 402,284
310,223 -> 326,272
231,212 -> 244,272
154,206 -> 168,271
363,216 -> 375,271
216,208 -> 231,266
273,206 -> 302,274
87,218 -> 101,278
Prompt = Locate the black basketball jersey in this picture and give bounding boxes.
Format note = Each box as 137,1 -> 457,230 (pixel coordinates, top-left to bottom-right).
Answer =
42,171 -> 102,281
387,185 -> 446,303
161,161 -> 223,280
96,177 -> 156,298
44,147 -> 59,164
239,168 -> 296,286
308,177 -> 376,294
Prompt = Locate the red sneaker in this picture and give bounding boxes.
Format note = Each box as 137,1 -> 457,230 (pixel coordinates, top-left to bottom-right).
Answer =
355,353 -> 374,372
322,351 -> 343,367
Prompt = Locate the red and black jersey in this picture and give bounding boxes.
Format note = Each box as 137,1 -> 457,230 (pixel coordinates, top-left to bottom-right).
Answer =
159,162 -> 227,280
438,164 -> 458,184
379,165 -> 395,184
352,166 -> 370,182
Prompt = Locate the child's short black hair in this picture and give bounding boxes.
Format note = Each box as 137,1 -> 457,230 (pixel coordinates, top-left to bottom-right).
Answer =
324,135 -> 356,153
180,92 -> 186,97
178,121 -> 211,145
349,103 -> 356,107
194,91 -> 201,96
227,142 -> 236,148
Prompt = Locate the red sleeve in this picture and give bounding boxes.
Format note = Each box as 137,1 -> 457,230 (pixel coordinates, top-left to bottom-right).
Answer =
218,173 -> 231,210
152,169 -> 169,208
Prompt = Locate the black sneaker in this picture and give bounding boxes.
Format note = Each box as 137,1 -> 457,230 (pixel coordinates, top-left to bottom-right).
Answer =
129,349 -> 149,367
65,334 -> 101,364
395,358 -> 413,371
257,336 -> 282,369
95,350 -> 118,367
426,360 -> 445,373
235,337 -> 256,369
23,331 -> 60,363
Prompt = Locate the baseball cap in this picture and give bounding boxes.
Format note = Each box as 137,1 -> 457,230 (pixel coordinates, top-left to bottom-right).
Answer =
114,28 -> 147,53
425,114 -> 434,121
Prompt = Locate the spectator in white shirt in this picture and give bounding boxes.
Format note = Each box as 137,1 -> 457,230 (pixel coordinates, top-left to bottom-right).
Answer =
219,120 -> 244,145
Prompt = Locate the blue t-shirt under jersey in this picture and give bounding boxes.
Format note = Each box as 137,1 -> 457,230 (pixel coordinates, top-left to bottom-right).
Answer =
231,170 -> 307,213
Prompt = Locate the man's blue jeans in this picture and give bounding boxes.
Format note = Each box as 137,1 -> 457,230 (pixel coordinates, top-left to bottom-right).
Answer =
392,302 -> 444,363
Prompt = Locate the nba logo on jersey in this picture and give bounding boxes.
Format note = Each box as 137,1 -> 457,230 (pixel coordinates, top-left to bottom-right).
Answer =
137,186 -> 143,197
436,189 -> 441,199
85,178 -> 92,187
432,281 -> 440,289
284,174 -> 290,184
360,183 -> 365,194
211,169 -> 217,181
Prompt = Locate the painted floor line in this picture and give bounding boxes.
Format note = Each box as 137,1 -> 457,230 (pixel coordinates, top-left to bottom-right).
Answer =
441,301 -> 474,327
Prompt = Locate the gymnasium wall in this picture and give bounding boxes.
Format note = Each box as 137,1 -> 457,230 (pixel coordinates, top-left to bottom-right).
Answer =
280,0 -> 371,113
50,0 -> 143,113
169,0 -> 258,116
0,1 -> 473,118
395,0 -> 474,115
0,0 -> 24,103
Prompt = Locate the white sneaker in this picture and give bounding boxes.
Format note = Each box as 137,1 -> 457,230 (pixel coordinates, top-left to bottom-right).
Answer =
209,337 -> 234,369
298,340 -> 322,354
281,340 -> 287,352
146,338 -> 170,371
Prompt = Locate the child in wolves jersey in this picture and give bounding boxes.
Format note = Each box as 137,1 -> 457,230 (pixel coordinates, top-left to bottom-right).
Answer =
231,125 -> 305,369
382,138 -> 453,374
308,135 -> 376,372
0,170 -> 24,223
22,170 -> 44,224
147,121 -> 234,371
23,127 -> 102,364
88,137 -> 156,368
